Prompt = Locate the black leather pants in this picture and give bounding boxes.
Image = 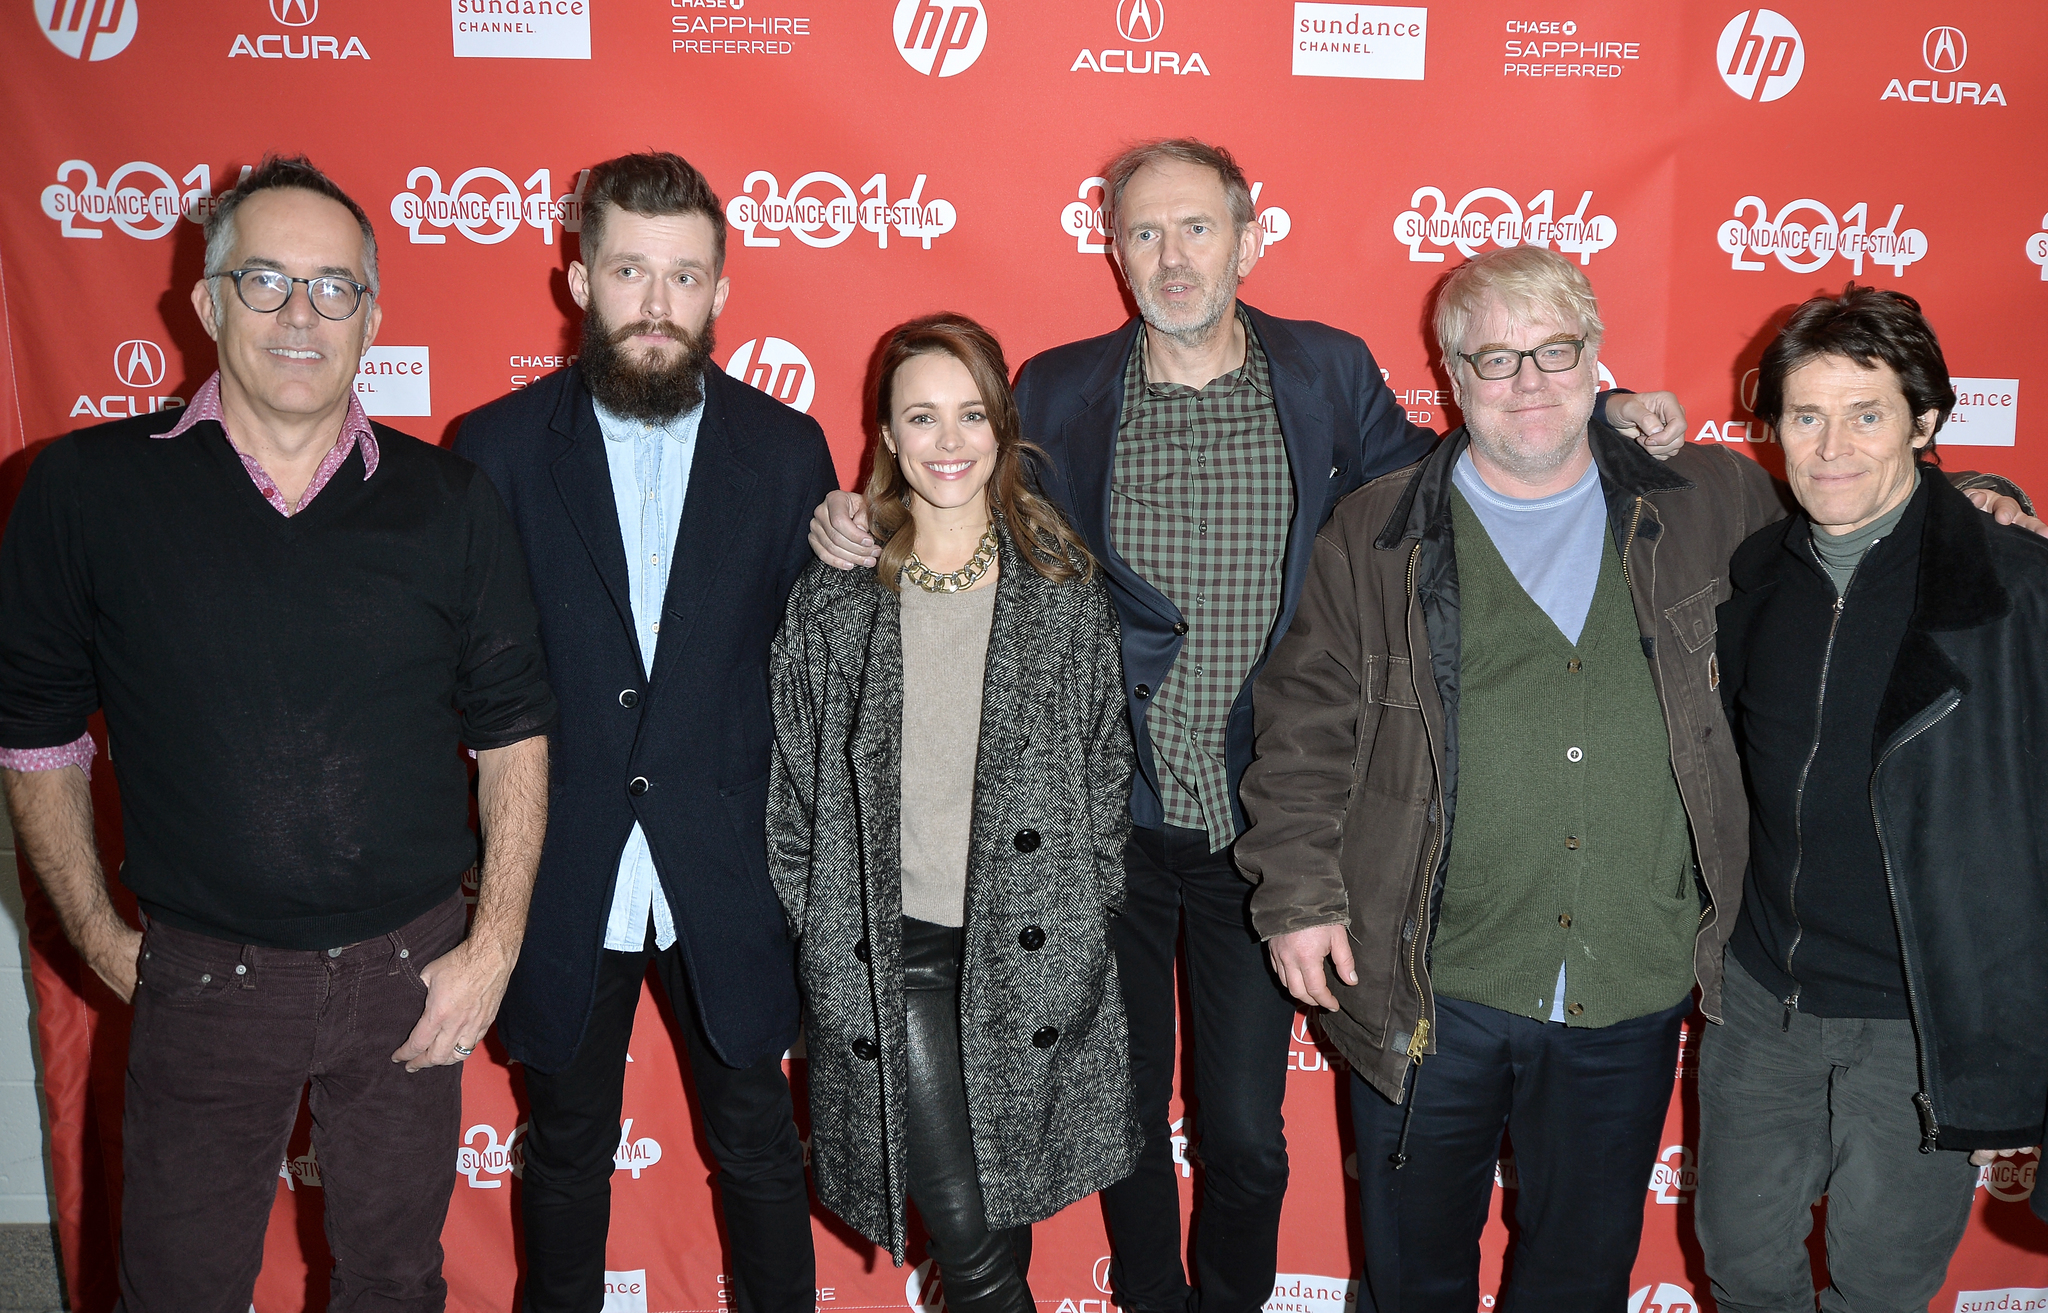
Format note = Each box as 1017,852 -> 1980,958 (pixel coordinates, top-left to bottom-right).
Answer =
901,916 -> 1034,1313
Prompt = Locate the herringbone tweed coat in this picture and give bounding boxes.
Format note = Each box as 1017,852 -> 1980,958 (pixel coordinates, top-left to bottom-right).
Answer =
767,520 -> 1139,1262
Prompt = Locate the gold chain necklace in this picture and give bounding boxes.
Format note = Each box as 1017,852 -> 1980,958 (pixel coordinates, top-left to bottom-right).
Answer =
903,525 -> 999,594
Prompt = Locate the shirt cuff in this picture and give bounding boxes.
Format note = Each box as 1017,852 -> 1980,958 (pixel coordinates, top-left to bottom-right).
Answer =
0,731 -> 95,780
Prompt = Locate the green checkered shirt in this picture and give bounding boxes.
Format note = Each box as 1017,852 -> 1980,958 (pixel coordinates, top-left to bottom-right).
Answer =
1110,309 -> 1294,848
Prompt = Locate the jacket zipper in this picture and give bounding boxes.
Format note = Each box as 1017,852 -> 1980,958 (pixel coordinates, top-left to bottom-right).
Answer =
1402,538 -> 1441,1074
1779,546 -> 1854,1029
1618,496 -> 1645,591
1872,688 -> 1963,1152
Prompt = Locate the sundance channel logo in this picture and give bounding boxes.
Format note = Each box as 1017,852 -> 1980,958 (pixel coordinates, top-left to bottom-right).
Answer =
452,0 -> 591,59
35,0 -> 138,60
1263,1274 -> 1356,1313
1293,3 -> 1425,80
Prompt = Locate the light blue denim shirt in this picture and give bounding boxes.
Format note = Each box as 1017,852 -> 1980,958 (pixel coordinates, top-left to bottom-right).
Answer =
594,392 -> 704,953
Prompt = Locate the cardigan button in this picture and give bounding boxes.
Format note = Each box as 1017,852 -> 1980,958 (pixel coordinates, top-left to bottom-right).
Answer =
1558,913 -> 1572,929
619,689 -> 640,708
852,1037 -> 879,1061
1566,1003 -> 1584,1017
628,776 -> 650,796
1565,836 -> 1580,850
854,938 -> 870,964
1014,829 -> 1041,853
1133,684 -> 1151,700
1019,926 -> 1045,951
1567,658 -> 1582,673
1031,1026 -> 1059,1049
1566,747 -> 1583,763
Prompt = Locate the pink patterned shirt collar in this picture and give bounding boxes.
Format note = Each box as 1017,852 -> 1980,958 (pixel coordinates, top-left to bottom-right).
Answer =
160,371 -> 379,516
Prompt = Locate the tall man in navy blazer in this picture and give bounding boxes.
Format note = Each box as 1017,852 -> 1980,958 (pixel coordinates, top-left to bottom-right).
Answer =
814,138 -> 1690,1313
457,153 -> 836,1313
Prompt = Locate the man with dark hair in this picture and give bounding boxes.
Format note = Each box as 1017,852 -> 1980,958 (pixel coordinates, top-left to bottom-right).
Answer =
456,150 -> 835,1312
0,155 -> 555,1308
812,137 -> 1693,1313
1697,285 -> 2048,1312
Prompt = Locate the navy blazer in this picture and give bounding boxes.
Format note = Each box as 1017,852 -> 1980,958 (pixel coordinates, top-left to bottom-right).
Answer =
1011,302 -> 1437,834
456,365 -> 838,1072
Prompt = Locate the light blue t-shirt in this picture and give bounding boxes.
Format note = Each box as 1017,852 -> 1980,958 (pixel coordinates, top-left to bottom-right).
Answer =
1451,446 -> 1610,1020
595,393 -> 705,954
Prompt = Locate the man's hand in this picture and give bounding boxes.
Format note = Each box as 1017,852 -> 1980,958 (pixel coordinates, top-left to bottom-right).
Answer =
1606,390 -> 1688,460
1267,923 -> 1357,1011
392,936 -> 517,1072
1971,1145 -> 2038,1167
1964,488 -> 2048,539
809,490 -> 877,569
3,763 -> 142,1002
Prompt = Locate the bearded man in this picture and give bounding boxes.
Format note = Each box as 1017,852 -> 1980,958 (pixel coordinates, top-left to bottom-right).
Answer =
455,151 -> 837,1313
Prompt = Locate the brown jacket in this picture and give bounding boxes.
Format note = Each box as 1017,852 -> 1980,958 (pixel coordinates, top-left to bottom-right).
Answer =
1233,423 -> 1783,1102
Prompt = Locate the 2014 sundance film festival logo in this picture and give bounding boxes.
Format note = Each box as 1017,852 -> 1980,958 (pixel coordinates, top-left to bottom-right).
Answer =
1880,24 -> 2006,106
390,165 -> 587,245
894,0 -> 984,76
452,0 -> 591,58
1071,0 -> 1210,76
36,0 -> 138,60
1717,9 -> 1802,102
1395,185 -> 1617,264
42,159 -> 217,240
1649,1143 -> 1697,1204
1628,1284 -> 1698,1313
1976,1148 -> 2039,1197
1059,175 -> 1290,254
2029,213 -> 2048,280
1292,4 -> 1426,80
1717,196 -> 1926,276
228,0 -> 371,60
725,338 -> 816,413
726,169 -> 956,249
72,337 -> 185,419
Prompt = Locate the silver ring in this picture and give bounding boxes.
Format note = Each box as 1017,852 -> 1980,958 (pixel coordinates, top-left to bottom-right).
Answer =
452,1042 -> 476,1058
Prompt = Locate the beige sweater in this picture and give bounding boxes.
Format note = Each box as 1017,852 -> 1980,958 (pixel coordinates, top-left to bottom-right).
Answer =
897,580 -> 998,926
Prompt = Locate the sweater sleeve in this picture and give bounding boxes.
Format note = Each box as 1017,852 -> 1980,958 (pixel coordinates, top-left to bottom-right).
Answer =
0,440 -> 101,755
452,468 -> 557,750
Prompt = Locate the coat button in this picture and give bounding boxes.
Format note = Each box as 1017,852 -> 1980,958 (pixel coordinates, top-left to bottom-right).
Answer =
1558,913 -> 1572,929
1014,829 -> 1041,853
1566,1003 -> 1584,1017
1018,926 -> 1045,951
854,938 -> 870,964
1031,1026 -> 1058,1049
619,689 -> 640,708
628,776 -> 650,796
1172,621 -> 1189,635
852,1037 -> 879,1061
1133,684 -> 1151,700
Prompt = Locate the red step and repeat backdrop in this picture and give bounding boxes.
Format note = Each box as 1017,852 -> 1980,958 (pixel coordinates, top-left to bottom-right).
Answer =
4,1 -> 2048,1310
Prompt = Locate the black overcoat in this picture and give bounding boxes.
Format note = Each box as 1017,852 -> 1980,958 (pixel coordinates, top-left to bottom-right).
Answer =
767,521 -> 1140,1260
456,365 -> 838,1072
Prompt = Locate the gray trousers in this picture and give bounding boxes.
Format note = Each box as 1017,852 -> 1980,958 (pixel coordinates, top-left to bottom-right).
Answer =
1695,956 -> 1977,1313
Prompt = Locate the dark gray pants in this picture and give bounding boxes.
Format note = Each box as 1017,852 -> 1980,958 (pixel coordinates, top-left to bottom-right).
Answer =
1696,957 -> 1977,1313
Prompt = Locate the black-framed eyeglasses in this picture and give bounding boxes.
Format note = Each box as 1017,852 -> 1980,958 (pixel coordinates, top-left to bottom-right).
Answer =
1458,339 -> 1586,381
213,268 -> 371,321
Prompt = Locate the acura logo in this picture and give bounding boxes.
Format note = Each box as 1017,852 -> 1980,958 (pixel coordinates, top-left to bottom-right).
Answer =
114,340 -> 166,389
270,0 -> 317,26
1923,25 -> 1966,73
1117,0 -> 1163,43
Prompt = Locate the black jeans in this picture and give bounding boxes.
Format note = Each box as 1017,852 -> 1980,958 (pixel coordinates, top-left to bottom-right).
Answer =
902,916 -> 1033,1313
118,893 -> 468,1313
1100,825 -> 1296,1313
1348,991 -> 1691,1313
1694,957 -> 1976,1313
519,928 -> 812,1313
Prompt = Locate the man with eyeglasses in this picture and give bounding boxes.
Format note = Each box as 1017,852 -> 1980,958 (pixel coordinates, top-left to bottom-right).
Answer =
0,155 -> 555,1309
1231,247 -> 2036,1311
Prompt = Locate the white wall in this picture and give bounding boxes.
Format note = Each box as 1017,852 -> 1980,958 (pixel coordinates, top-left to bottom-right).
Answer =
0,802 -> 55,1223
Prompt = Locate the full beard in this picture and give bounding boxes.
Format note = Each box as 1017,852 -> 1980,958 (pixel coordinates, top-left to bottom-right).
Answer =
580,308 -> 717,422
1133,265 -> 1238,350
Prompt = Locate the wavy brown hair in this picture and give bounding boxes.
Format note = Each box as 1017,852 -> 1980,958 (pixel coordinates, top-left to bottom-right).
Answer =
864,314 -> 1095,593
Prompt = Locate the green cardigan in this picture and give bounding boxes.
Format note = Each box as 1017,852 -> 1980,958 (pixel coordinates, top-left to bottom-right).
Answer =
1428,489 -> 1700,1027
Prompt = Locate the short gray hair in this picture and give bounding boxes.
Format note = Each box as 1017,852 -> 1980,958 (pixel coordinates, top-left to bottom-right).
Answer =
1100,138 -> 1255,241
202,155 -> 379,324
1434,246 -> 1604,364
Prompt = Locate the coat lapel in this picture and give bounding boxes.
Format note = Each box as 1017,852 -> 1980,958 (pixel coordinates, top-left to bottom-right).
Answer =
968,521 -> 1041,815
648,374 -> 762,688
547,372 -> 638,652
1873,473 -> 2009,749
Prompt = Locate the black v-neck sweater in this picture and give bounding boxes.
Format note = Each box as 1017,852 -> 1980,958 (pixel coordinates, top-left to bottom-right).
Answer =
0,409 -> 556,948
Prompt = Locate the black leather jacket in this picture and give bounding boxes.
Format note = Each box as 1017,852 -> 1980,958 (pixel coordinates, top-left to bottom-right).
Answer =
1719,471 -> 2048,1150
